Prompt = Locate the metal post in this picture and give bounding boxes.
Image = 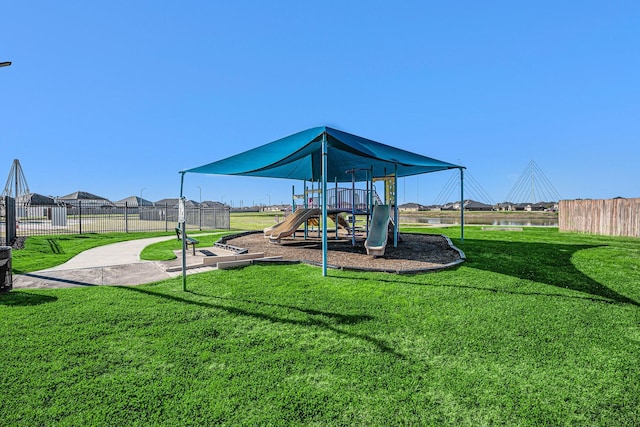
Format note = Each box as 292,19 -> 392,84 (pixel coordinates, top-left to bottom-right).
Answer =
316,180 -> 321,238
79,200 -> 82,235
365,169 -> 370,235
460,167 -> 465,241
303,180 -> 308,239
351,170 -> 356,246
125,202 -> 129,233
291,185 -> 295,212
369,166 -> 373,231
334,178 -> 338,239
179,173 -> 187,291
164,203 -> 168,232
394,164 -> 398,248
321,132 -> 328,277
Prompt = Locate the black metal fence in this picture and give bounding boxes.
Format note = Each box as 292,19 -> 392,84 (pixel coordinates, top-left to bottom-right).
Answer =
1,196 -> 16,246
0,200 -> 230,244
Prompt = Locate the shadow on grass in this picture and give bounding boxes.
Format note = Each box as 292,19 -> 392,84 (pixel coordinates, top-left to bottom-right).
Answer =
15,272 -> 98,287
0,291 -> 58,306
451,238 -> 638,306
192,293 -> 374,325
122,286 -> 404,359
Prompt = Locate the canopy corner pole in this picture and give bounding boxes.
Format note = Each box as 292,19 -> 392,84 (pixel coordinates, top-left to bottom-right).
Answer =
393,164 -> 398,248
179,172 -> 187,291
460,167 -> 465,242
321,132 -> 328,277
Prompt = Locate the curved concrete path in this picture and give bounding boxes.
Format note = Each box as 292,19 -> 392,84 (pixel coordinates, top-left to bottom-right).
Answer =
12,236 -> 214,290
42,236 -> 176,271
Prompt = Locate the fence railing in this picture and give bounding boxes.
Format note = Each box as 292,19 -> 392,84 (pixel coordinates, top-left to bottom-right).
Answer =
1,200 -> 230,244
559,198 -> 640,238
305,188 -> 376,212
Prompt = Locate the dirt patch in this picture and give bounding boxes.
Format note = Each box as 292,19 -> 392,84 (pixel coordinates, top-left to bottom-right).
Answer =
223,231 -> 464,273
8,237 -> 26,250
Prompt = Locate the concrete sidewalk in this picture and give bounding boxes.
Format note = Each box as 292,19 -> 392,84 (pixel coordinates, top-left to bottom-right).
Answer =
12,236 -> 217,290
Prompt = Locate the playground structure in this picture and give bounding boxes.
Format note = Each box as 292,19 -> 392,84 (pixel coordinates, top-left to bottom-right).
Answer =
270,176 -> 399,254
179,126 -> 464,283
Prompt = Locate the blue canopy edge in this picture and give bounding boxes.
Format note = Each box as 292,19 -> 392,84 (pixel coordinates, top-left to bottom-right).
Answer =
181,126 -> 462,182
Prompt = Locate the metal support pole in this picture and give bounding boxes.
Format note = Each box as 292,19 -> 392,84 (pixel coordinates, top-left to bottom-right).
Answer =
365,169 -> 370,235
179,172 -> 187,291
316,180 -> 320,238
321,132 -> 328,277
164,203 -> 168,232
351,171 -> 356,246
460,167 -> 465,242
292,185 -> 295,212
369,166 -> 373,231
394,164 -> 398,248
335,178 -> 338,239
304,180 -> 308,239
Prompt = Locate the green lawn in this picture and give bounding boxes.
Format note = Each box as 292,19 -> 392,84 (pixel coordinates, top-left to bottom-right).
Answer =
1,227 -> 639,425
230,210 -> 283,231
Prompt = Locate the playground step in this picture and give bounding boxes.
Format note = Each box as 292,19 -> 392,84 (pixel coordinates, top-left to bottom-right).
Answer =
217,256 -> 283,270
202,252 -> 266,266
213,242 -> 248,254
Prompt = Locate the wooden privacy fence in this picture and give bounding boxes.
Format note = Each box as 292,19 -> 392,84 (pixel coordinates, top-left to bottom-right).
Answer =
559,198 -> 640,237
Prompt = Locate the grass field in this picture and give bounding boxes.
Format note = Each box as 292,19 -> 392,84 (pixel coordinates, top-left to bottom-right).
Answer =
1,225 -> 639,425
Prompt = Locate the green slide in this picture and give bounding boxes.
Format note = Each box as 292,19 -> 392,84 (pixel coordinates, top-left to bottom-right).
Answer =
365,204 -> 390,256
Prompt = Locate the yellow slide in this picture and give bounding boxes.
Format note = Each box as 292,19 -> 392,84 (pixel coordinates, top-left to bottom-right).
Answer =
264,208 -> 320,243
329,213 -> 352,231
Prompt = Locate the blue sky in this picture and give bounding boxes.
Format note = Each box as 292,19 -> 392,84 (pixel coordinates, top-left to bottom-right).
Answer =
2,1 -> 639,206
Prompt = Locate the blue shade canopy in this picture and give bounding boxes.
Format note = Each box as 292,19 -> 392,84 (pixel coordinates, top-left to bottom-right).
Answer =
181,127 -> 462,182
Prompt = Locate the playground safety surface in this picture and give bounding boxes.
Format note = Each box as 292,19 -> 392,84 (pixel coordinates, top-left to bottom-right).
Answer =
223,231 -> 465,274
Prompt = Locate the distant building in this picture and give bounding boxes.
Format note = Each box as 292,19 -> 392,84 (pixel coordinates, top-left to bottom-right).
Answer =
398,202 -> 423,212
463,200 -> 494,211
531,201 -> 558,211
57,191 -> 114,209
14,192 -> 58,218
497,201 -> 557,212
18,192 -> 56,206
200,200 -> 227,208
446,199 -> 494,211
496,202 -> 514,211
155,198 -> 199,208
422,204 -> 442,211
116,196 -> 155,207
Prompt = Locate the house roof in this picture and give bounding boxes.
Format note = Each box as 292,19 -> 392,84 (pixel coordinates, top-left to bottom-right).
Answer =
155,198 -> 199,208
21,192 -> 56,205
116,196 -> 155,206
59,191 -> 110,201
